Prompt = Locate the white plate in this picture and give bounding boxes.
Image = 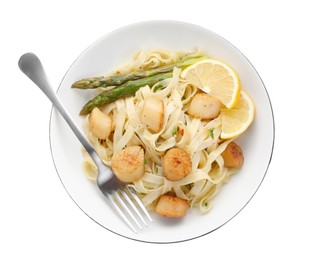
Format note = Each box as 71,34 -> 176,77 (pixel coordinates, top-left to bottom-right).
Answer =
49,20 -> 274,243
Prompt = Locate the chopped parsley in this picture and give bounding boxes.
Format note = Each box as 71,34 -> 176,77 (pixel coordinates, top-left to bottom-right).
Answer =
208,128 -> 215,139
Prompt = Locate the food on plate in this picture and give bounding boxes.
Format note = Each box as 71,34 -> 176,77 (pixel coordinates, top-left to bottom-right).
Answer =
75,49 -> 255,217
76,56 -> 207,115
79,72 -> 173,115
72,56 -> 207,90
163,148 -> 192,181
111,146 -> 145,182
89,107 -> 112,139
180,58 -> 240,109
221,142 -> 244,168
220,90 -> 255,139
188,93 -> 223,119
155,194 -> 189,217
140,97 -> 164,133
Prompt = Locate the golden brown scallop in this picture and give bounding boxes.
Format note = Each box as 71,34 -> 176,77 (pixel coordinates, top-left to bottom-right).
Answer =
155,194 -> 189,217
140,97 -> 164,133
111,146 -> 145,182
221,142 -> 244,168
163,148 -> 192,181
89,107 -> 112,139
188,93 -> 222,120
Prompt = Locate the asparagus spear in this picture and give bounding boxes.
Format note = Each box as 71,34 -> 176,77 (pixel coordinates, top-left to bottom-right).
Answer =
80,72 -> 173,115
72,56 -> 207,89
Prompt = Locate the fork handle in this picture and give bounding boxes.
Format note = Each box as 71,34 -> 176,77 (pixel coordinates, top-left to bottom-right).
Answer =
18,53 -> 104,168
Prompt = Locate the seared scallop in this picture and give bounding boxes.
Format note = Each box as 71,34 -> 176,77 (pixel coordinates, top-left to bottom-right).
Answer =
163,148 -> 192,181
140,97 -> 164,133
221,142 -> 244,168
111,146 -> 145,182
89,107 -> 112,139
188,93 -> 222,120
155,194 -> 188,217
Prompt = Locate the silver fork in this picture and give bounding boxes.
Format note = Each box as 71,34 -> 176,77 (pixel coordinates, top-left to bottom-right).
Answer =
18,53 -> 153,233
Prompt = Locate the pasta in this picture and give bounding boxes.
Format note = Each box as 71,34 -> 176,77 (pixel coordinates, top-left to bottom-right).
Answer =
81,49 -> 241,215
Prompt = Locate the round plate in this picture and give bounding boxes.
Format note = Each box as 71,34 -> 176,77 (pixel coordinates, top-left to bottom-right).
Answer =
49,20 -> 274,243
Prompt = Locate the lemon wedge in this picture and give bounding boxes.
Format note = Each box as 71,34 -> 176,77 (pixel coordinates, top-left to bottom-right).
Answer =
181,59 -> 240,108
220,90 -> 255,139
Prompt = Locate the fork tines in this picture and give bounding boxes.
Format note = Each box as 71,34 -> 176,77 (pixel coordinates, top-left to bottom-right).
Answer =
105,186 -> 153,233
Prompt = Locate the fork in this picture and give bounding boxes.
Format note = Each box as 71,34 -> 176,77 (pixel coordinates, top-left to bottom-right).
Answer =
18,53 -> 153,233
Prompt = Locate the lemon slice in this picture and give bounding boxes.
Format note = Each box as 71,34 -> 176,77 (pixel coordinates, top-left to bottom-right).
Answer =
220,90 -> 255,139
181,59 -> 240,108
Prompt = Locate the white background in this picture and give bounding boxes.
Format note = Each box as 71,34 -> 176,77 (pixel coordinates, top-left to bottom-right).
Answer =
1,0 -> 316,259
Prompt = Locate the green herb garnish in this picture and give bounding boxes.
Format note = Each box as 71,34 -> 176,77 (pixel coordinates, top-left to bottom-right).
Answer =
208,128 -> 215,139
